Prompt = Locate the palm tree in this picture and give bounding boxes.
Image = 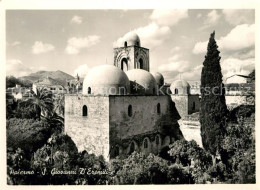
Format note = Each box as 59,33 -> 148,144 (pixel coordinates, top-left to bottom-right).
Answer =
18,88 -> 53,120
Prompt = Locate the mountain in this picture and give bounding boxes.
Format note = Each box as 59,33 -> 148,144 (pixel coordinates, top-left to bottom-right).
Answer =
18,70 -> 75,86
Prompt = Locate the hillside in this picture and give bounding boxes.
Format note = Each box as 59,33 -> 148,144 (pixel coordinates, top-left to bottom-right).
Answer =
18,70 -> 75,86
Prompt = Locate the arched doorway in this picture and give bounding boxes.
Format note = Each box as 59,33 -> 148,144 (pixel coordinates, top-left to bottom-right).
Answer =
82,105 -> 88,116
121,58 -> 128,71
138,58 -> 143,69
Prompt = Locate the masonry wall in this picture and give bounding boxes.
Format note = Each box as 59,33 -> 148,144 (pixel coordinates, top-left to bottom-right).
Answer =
65,95 -> 110,161
171,95 -> 188,119
188,95 -> 200,114
226,95 -> 247,109
109,95 -> 183,158
114,46 -> 149,71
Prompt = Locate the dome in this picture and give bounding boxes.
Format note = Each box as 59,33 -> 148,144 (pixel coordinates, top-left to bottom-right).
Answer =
170,79 -> 190,95
83,65 -> 130,95
125,69 -> 157,95
151,72 -> 164,87
124,32 -> 141,47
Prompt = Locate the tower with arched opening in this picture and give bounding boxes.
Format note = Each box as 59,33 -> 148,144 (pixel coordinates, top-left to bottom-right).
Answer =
114,32 -> 150,72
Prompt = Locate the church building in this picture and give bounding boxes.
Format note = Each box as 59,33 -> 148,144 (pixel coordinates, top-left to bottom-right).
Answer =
64,32 -> 199,160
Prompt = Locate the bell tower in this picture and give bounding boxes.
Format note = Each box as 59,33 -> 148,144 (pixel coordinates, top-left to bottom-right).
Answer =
114,32 -> 150,72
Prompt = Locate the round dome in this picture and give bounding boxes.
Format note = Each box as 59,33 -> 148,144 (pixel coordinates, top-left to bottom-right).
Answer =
151,72 -> 164,87
125,69 -> 157,95
170,79 -> 190,95
124,32 -> 141,47
83,65 -> 130,95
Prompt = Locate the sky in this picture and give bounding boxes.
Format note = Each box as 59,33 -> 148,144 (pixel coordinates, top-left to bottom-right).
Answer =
6,9 -> 255,83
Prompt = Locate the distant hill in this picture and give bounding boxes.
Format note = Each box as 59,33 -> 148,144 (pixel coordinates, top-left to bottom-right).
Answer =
18,70 -> 75,86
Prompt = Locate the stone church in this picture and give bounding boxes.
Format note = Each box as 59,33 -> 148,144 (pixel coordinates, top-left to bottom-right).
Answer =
64,32 -> 200,160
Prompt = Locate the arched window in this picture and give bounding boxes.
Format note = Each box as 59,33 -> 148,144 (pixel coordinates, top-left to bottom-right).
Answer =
124,41 -> 127,47
88,87 -> 91,94
155,135 -> 160,145
130,142 -> 135,154
136,42 -> 139,46
82,105 -> 88,116
144,138 -> 148,148
121,58 -> 128,71
128,105 -> 132,117
157,103 -> 161,114
192,102 -> 196,110
114,146 -> 119,157
139,58 -> 143,69
175,88 -> 178,94
153,88 -> 156,94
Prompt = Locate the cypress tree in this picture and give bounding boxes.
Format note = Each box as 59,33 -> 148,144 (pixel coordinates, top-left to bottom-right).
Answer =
200,31 -> 228,162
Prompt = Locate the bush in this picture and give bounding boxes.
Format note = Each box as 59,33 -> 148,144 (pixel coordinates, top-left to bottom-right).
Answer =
109,152 -> 169,184
7,118 -> 51,154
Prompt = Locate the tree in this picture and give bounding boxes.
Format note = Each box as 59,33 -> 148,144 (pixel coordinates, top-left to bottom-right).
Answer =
6,76 -> 32,88
220,116 -> 255,183
18,88 -> 53,120
200,31 -> 229,163
248,69 -> 255,83
7,118 -> 51,154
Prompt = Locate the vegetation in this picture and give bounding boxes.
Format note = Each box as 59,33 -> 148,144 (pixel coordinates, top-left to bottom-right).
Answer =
18,88 -> 53,120
200,31 -> 229,160
6,30 -> 255,184
6,76 -> 32,88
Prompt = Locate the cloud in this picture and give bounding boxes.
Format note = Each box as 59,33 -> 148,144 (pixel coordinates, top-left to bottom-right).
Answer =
32,41 -> 55,54
192,41 -> 208,54
158,60 -> 190,73
71,15 -> 83,24
114,9 -> 188,49
65,35 -> 100,55
206,10 -> 220,24
161,63 -> 201,82
11,41 -> 21,46
170,46 -> 180,53
6,59 -> 32,77
221,57 -> 255,79
219,24 -> 255,51
198,10 -> 221,31
73,64 -> 89,78
222,9 -> 254,25
193,24 -> 255,54
168,54 -> 180,61
114,23 -> 171,48
135,23 -> 171,47
150,9 -> 188,26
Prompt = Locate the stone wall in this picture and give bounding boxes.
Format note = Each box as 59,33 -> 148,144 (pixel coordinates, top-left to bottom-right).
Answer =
109,95 -> 183,158
226,95 -> 247,109
171,95 -> 188,119
188,95 -> 200,114
64,94 -> 110,161
114,46 -> 149,72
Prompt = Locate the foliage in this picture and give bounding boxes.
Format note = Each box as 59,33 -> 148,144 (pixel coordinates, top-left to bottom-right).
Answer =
168,140 -> 212,167
109,152 -> 169,184
167,164 -> 194,184
200,31 -> 229,156
229,105 -> 255,122
18,88 -> 53,120
7,148 -> 33,185
6,76 -> 32,88
7,133 -> 109,185
220,119 -> 255,183
248,69 -> 255,83
7,118 -> 51,154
